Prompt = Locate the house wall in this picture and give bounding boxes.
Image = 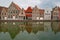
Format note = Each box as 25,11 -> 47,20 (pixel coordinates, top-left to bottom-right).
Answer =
19,8 -> 25,20
1,8 -> 8,20
8,4 -> 19,20
32,13 -> 40,20
52,8 -> 59,20
32,6 -> 40,20
58,9 -> 60,20
26,13 -> 32,20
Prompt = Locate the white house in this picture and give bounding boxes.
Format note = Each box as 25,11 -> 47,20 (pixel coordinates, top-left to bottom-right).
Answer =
44,7 -> 52,20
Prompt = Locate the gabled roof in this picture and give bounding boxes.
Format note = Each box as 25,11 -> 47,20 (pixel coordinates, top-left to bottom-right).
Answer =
10,2 -> 21,10
25,7 -> 32,13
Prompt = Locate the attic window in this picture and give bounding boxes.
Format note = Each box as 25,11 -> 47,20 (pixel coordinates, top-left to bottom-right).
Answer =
21,12 -> 23,14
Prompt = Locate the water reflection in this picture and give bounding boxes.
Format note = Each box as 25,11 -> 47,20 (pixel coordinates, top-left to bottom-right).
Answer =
0,22 -> 60,40
44,22 -> 52,32
52,22 -> 60,34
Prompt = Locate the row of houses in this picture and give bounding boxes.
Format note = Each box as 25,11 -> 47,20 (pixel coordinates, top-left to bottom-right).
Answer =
0,2 -> 60,20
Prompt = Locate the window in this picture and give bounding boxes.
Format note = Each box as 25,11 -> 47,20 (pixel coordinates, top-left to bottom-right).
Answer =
37,17 -> 39,20
13,16 -> 15,20
2,13 -> 3,15
5,13 -> 6,15
5,17 -> 7,20
11,11 -> 12,13
16,10 -> 18,13
21,12 -> 23,14
54,12 -> 58,15
16,11 -> 17,13
40,17 -> 43,20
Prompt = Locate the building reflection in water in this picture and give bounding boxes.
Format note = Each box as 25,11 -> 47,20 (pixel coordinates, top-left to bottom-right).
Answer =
44,22 -> 52,32
4,22 -> 7,24
32,22 -> 44,34
52,22 -> 60,34
13,22 -> 16,25
0,22 -> 60,40
25,22 -> 32,33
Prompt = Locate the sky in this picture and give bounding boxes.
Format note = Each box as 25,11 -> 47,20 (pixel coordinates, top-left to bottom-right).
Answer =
0,0 -> 60,9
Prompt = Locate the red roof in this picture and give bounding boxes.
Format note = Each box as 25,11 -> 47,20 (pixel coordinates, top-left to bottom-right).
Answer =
11,2 -> 21,10
25,7 -> 32,13
39,9 -> 44,14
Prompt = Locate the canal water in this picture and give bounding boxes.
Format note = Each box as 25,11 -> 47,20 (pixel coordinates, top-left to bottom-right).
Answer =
0,22 -> 60,40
